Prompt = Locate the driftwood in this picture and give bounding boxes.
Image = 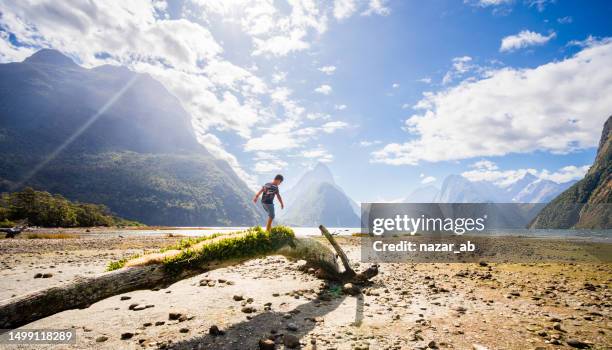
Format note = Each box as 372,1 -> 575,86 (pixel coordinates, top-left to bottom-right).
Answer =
0,226 -> 27,238
0,225 -> 377,329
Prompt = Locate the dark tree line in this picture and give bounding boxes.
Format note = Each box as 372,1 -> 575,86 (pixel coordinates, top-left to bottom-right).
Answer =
0,187 -> 139,228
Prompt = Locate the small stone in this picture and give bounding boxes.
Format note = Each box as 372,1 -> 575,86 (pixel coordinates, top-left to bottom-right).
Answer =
33,273 -> 42,278
143,322 -> 152,327
428,340 -> 438,349
155,321 -> 165,326
95,336 -> 108,342
284,334 -> 300,348
241,306 -> 256,313
233,295 -> 244,301
566,339 -> 590,349
342,283 -> 360,296
120,296 -> 131,301
259,338 -> 275,350
128,303 -> 139,310
209,325 -> 224,336
120,332 -> 134,340
478,261 -> 488,267
286,322 -> 299,331
168,312 -> 182,320
41,273 -> 53,278
179,328 -> 189,333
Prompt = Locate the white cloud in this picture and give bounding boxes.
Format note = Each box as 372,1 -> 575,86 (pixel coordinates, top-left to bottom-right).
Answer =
526,0 -> 555,12
461,161 -> 589,186
372,38 -> 612,165
359,140 -> 382,147
500,30 -> 556,52
442,56 -> 474,85
392,83 -> 400,88
421,176 -> 436,184
306,112 -> 331,120
321,121 -> 348,133
334,104 -> 347,110
557,16 -> 572,24
319,65 -> 337,75
301,146 -> 333,162
401,103 -> 411,109
418,77 -> 432,84
362,0 -> 391,16
314,84 -> 333,95
253,152 -> 288,174
470,160 -> 499,171
333,0 -> 357,20
470,0 -> 513,6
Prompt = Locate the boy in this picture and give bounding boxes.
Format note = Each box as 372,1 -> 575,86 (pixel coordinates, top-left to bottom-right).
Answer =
253,174 -> 285,232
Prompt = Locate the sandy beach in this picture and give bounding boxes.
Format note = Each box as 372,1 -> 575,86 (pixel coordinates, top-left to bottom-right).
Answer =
0,231 -> 610,350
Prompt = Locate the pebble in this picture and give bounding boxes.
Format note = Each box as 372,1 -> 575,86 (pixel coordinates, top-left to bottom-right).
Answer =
259,338 -> 275,350
284,334 -> 300,348
120,332 -> 134,340
95,336 -> 108,342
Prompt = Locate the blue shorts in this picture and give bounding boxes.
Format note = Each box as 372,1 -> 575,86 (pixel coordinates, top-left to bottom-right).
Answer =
261,202 -> 275,219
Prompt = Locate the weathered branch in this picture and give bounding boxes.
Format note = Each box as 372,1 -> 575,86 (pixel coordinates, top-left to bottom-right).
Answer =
319,225 -> 356,277
0,226 -> 377,329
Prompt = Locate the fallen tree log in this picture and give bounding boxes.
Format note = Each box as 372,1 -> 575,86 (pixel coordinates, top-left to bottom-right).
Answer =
0,225 -> 377,329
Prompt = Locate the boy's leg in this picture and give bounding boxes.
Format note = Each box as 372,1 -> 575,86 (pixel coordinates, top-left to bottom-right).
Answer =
266,217 -> 273,232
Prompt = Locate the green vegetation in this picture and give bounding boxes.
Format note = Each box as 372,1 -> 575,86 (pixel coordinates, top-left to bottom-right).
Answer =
0,187 -> 141,228
106,226 -> 295,272
530,116 -> 611,229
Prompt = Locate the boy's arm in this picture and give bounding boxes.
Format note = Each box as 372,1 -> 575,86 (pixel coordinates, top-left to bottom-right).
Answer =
253,187 -> 264,203
276,192 -> 284,209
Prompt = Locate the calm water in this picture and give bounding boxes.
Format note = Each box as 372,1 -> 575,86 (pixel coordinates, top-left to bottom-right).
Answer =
106,227 -> 611,242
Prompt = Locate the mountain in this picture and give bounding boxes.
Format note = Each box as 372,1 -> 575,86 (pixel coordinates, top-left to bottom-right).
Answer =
0,49 -> 263,226
434,175 -> 507,203
432,173 -> 574,204
512,178 -> 576,203
530,115 -> 611,229
279,163 -> 360,227
403,185 -> 439,203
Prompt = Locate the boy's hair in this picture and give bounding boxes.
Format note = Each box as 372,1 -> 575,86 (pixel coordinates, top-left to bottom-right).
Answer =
274,174 -> 284,182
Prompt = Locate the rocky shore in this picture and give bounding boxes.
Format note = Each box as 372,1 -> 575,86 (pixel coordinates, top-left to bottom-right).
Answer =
0,232 -> 610,349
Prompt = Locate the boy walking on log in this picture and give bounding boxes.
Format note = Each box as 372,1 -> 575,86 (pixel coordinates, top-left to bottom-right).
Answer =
253,174 -> 285,232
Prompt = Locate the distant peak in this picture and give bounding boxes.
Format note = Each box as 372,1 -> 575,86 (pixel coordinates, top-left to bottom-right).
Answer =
24,49 -> 78,67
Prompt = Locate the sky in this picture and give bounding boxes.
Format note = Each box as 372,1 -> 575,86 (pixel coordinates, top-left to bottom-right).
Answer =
0,0 -> 611,203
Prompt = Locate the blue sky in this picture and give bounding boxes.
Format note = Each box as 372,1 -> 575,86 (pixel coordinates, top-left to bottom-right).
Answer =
0,0 -> 611,202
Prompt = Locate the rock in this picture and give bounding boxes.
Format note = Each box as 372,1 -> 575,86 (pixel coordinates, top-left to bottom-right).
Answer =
241,306 -> 256,313
41,273 -> 53,278
179,328 -> 189,333
567,339 -> 590,349
120,296 -> 131,301
143,322 -> 152,327
209,325 -> 224,336
428,340 -> 438,349
342,283 -> 360,296
128,303 -> 139,310
284,334 -> 300,348
95,336 -> 108,342
120,332 -> 134,340
259,338 -> 275,350
478,261 -> 488,267
168,312 -> 182,320
33,273 -> 42,278
286,322 -> 299,331
553,322 -> 564,331
472,344 -> 489,350
155,321 -> 165,326
233,295 -> 244,301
